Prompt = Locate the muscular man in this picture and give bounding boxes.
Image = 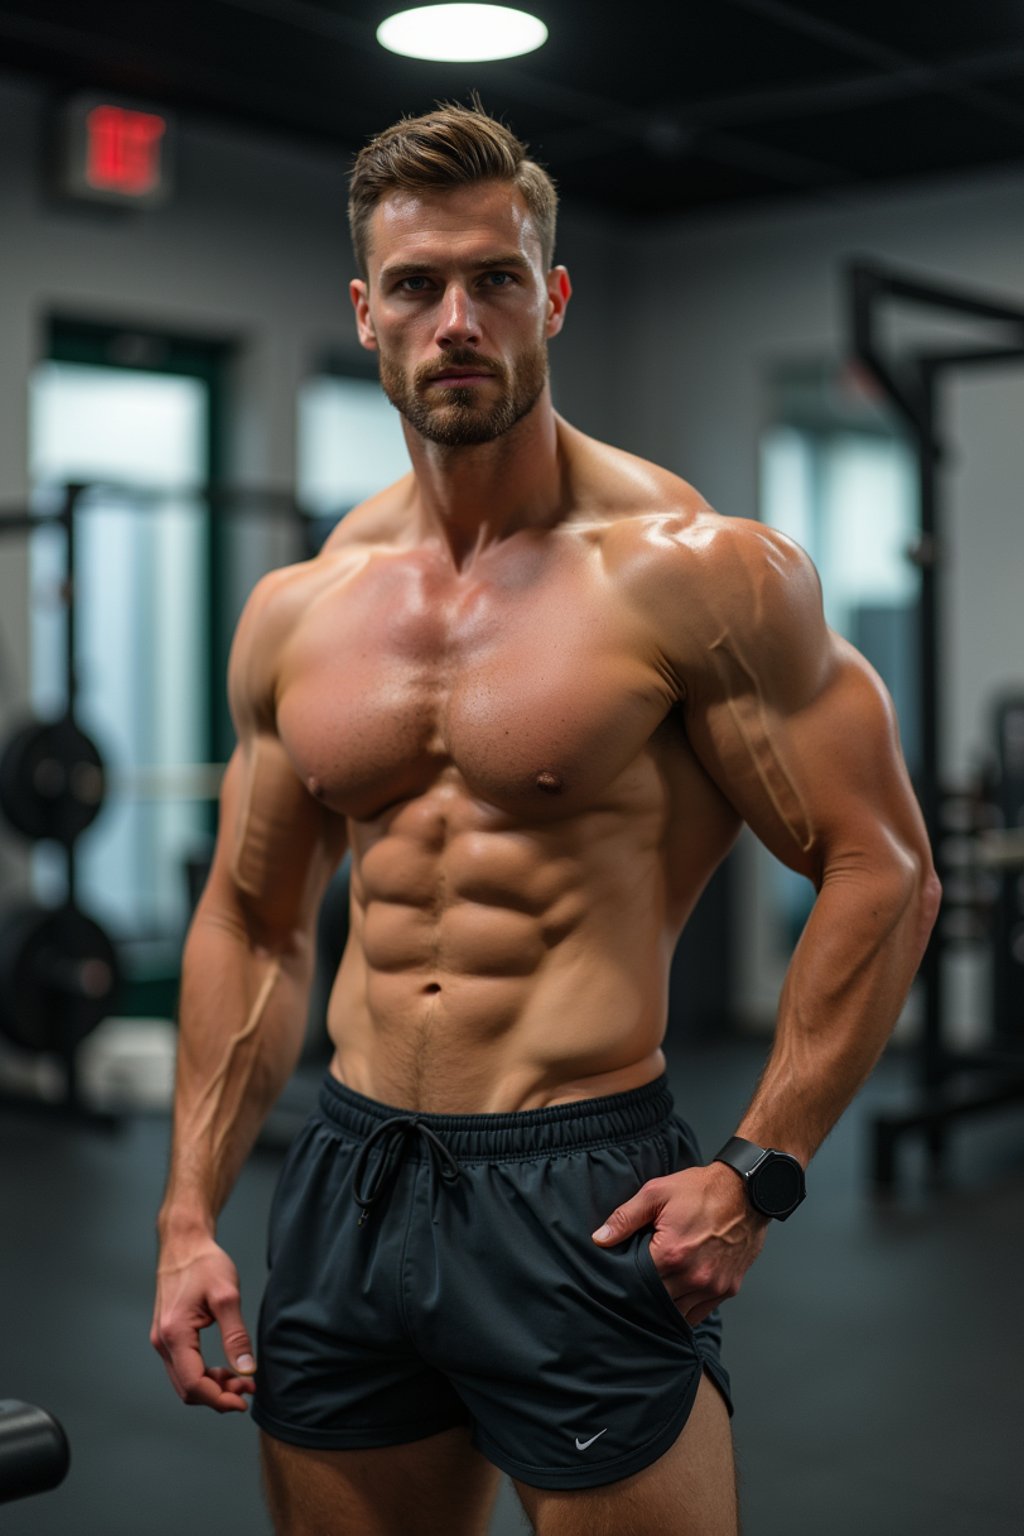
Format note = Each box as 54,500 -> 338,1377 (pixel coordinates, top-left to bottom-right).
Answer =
151,103 -> 941,1536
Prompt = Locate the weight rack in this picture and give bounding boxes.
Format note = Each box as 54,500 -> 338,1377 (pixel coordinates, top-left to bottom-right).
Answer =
0,482 -> 313,1119
847,258 -> 1024,1188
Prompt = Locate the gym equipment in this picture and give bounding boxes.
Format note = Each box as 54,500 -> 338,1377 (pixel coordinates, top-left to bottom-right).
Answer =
991,696 -> 1024,1047
0,715 -> 105,844
0,487 -> 124,1118
0,695 -> 119,1107
0,483 -> 323,1113
0,903 -> 119,1054
0,1400 -> 69,1505
848,260 -> 1024,1188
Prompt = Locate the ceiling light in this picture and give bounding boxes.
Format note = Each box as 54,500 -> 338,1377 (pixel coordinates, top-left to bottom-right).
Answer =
377,5 -> 548,63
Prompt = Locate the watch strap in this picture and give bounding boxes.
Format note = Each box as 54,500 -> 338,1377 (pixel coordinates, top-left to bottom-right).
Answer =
713,1135 -> 767,1179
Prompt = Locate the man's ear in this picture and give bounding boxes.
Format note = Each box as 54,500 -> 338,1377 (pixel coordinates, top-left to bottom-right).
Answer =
350,278 -> 378,352
545,266 -> 572,339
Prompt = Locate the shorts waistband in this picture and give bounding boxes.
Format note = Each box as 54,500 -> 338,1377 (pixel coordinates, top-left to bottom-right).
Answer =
316,1071 -> 675,1160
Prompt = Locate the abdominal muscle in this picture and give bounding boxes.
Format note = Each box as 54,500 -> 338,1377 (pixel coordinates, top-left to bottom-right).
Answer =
323,777 -> 679,1115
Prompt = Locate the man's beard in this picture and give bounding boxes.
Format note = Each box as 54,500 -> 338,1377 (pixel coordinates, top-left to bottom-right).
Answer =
379,343 -> 549,447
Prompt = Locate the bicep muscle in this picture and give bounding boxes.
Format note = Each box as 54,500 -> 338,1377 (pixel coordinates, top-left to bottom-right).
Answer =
679,527 -> 924,887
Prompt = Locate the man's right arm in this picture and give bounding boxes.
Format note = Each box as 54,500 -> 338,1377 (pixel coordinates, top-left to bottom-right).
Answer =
151,572 -> 347,1412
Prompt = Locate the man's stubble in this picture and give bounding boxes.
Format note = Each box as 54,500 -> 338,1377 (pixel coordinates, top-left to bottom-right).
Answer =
379,339 -> 550,447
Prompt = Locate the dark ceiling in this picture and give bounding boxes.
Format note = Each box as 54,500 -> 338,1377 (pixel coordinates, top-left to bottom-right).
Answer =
3,0 -> 1024,218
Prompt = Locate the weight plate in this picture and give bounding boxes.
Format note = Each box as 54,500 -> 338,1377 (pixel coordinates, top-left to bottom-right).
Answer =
0,717 -> 105,844
0,904 -> 119,1054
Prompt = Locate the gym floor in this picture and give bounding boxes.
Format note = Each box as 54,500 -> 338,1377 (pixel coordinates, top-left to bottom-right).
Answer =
2,1037 -> 1022,1536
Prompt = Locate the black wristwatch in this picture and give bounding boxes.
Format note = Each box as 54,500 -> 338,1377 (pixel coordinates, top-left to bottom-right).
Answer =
713,1136 -> 806,1221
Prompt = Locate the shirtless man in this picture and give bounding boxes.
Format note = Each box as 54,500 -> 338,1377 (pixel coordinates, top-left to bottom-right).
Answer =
151,103 -> 941,1536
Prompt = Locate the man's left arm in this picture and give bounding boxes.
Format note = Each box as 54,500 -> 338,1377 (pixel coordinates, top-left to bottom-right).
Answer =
593,518 -> 942,1324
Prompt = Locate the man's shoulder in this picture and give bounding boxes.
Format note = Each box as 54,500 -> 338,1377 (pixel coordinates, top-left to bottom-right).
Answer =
596,469 -> 815,624
566,427 -> 706,529
587,468 -> 824,698
242,479 -> 414,620
567,428 -> 805,580
647,511 -> 817,611
318,475 -> 415,555
225,523 -> 379,729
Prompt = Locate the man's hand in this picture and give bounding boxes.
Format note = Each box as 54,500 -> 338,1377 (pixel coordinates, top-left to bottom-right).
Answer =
592,1164 -> 769,1326
151,1238 -> 257,1413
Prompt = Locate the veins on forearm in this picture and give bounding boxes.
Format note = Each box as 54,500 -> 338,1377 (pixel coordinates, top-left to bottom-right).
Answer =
738,870 -> 926,1160
182,959 -> 283,1166
166,921 -> 299,1218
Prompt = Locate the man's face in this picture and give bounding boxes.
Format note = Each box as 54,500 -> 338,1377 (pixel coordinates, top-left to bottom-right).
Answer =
350,182 -> 570,447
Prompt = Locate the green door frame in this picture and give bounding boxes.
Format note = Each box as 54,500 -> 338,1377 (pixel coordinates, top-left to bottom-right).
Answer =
46,316 -> 233,1015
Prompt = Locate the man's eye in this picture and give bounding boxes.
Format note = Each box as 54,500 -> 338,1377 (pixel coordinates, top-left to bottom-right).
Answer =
399,276 -> 431,292
485,272 -> 514,287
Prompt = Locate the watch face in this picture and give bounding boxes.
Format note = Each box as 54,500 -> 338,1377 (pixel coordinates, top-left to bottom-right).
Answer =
752,1155 -> 804,1217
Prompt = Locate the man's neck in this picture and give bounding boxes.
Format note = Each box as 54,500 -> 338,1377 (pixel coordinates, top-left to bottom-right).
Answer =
403,397 -> 567,573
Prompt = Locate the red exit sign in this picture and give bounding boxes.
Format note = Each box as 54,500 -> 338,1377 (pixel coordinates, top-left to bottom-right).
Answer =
57,94 -> 174,208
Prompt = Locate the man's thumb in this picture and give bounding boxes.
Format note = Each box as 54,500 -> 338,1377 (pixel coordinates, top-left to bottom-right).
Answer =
592,1186 -> 660,1245
217,1309 -> 256,1373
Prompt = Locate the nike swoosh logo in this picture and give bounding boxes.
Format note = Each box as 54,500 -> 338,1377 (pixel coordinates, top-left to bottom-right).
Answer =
575,1429 -> 609,1451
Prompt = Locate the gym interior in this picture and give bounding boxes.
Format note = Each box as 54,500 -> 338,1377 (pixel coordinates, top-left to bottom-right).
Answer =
1,4 -> 1023,1532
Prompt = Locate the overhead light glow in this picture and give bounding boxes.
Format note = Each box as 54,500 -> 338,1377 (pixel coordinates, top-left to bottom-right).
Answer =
377,4 -> 548,63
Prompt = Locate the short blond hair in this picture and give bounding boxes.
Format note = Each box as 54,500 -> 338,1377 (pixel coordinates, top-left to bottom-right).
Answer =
348,100 -> 558,278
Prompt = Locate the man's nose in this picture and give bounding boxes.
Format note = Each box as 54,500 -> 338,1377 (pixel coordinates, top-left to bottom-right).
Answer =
435,284 -> 481,348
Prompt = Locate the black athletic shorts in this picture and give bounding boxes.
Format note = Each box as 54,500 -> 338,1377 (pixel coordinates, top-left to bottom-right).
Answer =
251,1071 -> 732,1490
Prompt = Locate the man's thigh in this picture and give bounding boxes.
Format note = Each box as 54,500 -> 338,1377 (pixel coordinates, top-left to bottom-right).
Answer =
260,1424 -> 503,1536
513,1374 -> 738,1536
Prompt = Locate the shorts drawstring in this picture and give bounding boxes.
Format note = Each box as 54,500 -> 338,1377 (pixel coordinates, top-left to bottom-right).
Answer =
352,1114 -> 463,1227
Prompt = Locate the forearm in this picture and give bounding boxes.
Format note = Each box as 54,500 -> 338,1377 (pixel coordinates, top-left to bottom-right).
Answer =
158,904 -> 314,1241
735,859 -> 940,1165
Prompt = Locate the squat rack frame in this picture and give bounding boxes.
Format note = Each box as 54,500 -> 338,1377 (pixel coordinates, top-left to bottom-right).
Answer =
0,483 -> 309,910
847,257 -> 1024,1187
0,483 -> 308,1118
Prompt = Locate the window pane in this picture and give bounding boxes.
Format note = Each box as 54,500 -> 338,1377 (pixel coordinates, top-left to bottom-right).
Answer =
32,363 -> 204,485
298,375 -> 409,520
820,437 -> 918,638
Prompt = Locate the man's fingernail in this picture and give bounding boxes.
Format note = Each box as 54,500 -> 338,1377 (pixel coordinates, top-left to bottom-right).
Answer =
236,1354 -> 256,1372
592,1225 -> 612,1242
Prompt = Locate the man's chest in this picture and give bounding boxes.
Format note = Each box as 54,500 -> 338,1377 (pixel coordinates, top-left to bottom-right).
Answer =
274,546 -> 678,821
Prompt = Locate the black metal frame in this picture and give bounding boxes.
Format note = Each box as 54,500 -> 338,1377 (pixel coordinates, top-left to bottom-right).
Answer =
0,489 -> 85,910
0,483 -> 307,900
0,486 -> 100,1117
847,258 -> 1024,1187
